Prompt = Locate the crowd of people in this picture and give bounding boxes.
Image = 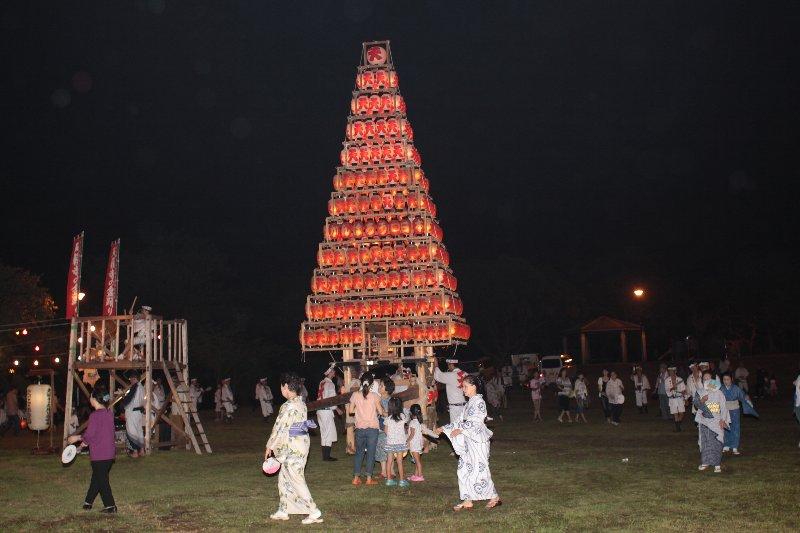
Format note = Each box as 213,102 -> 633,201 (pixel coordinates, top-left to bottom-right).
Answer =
4,354 -> 799,526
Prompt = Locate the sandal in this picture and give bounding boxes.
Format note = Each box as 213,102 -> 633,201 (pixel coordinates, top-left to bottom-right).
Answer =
486,498 -> 502,510
453,502 -> 474,512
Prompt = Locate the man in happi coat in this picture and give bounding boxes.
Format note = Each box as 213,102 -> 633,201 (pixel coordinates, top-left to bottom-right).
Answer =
316,365 -> 339,461
631,366 -> 651,414
434,359 -> 467,423
693,373 -> 730,473
654,363 -> 670,420
122,371 -> 145,457
188,378 -> 203,413
255,377 -> 274,421
721,373 -> 758,455
665,367 -> 687,432
220,378 -> 235,422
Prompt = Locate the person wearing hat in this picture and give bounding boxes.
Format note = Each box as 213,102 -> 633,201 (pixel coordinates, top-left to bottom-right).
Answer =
255,378 -> 274,421
121,371 -> 145,457
665,367 -> 687,432
316,365 -> 339,461
631,366 -> 651,414
221,378 -> 235,422
434,359 -> 467,424
189,378 -> 203,413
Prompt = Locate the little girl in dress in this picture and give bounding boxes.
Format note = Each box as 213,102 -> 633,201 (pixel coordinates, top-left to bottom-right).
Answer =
383,397 -> 409,488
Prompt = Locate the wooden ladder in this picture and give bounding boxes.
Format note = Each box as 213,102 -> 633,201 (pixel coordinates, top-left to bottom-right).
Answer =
163,362 -> 213,454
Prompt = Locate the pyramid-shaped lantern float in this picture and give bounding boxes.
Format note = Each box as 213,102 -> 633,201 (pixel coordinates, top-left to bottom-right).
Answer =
300,41 -> 470,356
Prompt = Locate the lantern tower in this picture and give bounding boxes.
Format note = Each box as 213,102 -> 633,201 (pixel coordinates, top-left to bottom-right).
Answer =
300,40 -> 470,384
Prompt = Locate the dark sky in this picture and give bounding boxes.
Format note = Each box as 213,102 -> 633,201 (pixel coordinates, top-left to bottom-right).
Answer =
2,1 -> 800,349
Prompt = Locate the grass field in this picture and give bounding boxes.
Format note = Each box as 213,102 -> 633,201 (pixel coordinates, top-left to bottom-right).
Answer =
1,391 -> 799,532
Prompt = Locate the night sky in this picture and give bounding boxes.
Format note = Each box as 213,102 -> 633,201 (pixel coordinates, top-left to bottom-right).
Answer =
3,2 -> 800,361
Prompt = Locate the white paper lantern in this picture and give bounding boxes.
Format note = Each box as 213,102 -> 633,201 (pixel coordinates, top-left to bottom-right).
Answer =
27,384 -> 52,431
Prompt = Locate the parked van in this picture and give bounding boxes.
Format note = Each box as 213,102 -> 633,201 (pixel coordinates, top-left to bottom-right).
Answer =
540,354 -> 575,384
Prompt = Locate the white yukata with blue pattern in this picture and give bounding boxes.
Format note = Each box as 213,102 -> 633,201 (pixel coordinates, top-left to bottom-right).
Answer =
442,394 -> 498,502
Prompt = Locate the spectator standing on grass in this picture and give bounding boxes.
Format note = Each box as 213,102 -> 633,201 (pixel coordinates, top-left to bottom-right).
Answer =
597,369 -> 611,423
655,363 -> 670,420
555,368 -> 573,423
734,361 -> 749,392
383,397 -> 409,488
527,372 -> 544,421
631,366 -> 650,414
574,373 -> 589,423
793,371 -> 800,448
374,377 -> 393,480
1,387 -> 20,437
606,371 -> 625,426
349,372 -> 385,486
68,385 -> 117,514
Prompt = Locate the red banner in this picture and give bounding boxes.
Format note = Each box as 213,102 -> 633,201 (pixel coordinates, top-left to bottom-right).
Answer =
102,239 -> 120,316
65,232 -> 84,319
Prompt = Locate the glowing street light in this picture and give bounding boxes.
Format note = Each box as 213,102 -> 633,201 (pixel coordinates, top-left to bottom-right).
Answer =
633,288 -> 645,299
54,357 -> 61,364
13,359 -> 19,366
34,345 -> 40,351
22,328 -> 28,335
33,359 -> 39,366
78,291 -> 86,301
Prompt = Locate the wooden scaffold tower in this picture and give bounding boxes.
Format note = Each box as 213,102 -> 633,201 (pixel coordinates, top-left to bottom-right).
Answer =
300,41 -> 471,434
62,313 -> 212,455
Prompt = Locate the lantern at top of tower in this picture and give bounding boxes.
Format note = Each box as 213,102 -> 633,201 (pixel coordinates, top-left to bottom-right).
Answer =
364,42 -> 392,68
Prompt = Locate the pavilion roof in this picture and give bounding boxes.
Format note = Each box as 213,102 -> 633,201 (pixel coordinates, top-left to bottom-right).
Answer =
579,315 -> 642,333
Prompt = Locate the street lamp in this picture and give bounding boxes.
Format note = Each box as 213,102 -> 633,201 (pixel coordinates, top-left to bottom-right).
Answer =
78,292 -> 86,301
633,288 -> 645,299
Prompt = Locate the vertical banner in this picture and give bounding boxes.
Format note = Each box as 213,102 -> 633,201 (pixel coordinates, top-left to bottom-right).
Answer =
102,239 -> 120,316
65,232 -> 84,319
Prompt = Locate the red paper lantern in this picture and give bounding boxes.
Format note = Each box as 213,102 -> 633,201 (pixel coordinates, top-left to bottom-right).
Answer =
333,174 -> 344,191
389,326 -> 401,343
329,276 -> 341,293
401,325 -> 413,342
353,274 -> 365,291
364,273 -> 377,290
339,328 -> 351,345
394,194 -> 407,210
369,300 -> 381,317
381,300 -> 393,316
366,170 -> 378,187
370,245 -> 383,263
353,221 -> 364,238
413,325 -> 426,342
389,220 -> 401,236
377,220 -> 389,237
407,246 -> 420,263
341,275 -> 353,292
394,245 -> 406,263
369,195 -> 382,212
382,246 -> 395,264
400,219 -> 411,235
377,272 -> 388,289
400,271 -> 411,287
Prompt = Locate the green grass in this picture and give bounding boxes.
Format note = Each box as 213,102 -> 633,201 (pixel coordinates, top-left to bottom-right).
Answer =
1,392 -> 799,531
